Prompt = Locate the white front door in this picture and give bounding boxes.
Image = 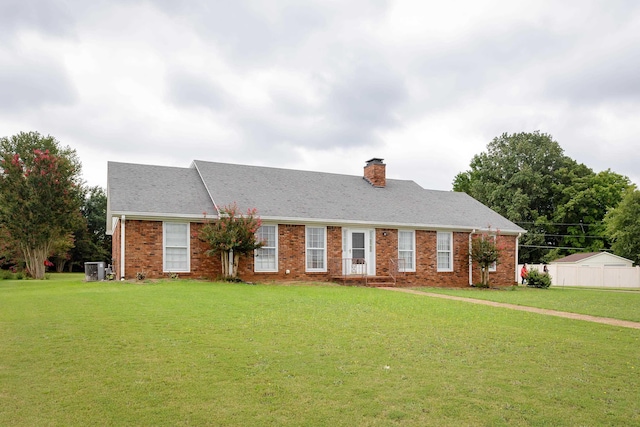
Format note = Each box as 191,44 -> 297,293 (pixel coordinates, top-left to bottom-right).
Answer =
344,229 -> 375,275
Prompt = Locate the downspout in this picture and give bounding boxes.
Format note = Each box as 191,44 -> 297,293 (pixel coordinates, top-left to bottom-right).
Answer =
515,233 -> 521,284
468,229 -> 476,286
120,215 -> 126,279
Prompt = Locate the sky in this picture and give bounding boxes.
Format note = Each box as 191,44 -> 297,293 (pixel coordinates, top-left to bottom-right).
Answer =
1,0 -> 639,191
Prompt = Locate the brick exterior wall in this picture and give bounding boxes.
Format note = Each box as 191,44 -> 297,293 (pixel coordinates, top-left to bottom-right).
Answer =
112,220 -> 220,280
375,228 -> 398,277
112,219 -> 518,287
381,230 -> 473,287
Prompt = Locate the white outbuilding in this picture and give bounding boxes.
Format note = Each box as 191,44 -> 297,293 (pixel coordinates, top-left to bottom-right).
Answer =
535,251 -> 640,288
551,252 -> 634,268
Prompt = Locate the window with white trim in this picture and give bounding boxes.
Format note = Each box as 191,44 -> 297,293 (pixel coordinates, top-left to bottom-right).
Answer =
255,225 -> 277,272
437,231 -> 453,271
163,222 -> 190,272
398,230 -> 415,272
488,235 -> 497,272
306,226 -> 326,272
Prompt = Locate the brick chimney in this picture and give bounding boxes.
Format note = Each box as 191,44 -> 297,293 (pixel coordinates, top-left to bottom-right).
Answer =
364,158 -> 386,188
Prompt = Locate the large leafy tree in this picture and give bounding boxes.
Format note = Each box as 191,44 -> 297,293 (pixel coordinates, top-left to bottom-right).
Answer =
544,169 -> 630,261
83,186 -> 110,261
199,203 -> 264,279
604,188 -> 640,264
453,131 -> 630,263
454,132 -> 572,221
0,224 -> 19,269
70,186 -> 111,268
453,132 -> 575,262
50,186 -> 111,272
0,132 -> 84,279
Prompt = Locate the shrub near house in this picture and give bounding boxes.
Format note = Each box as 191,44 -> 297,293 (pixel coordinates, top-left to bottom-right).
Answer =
527,270 -> 552,288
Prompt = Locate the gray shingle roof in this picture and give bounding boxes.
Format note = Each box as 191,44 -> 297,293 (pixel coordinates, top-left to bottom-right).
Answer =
107,162 -> 216,218
107,160 -> 525,234
192,160 -> 524,233
551,252 -> 633,264
552,252 -> 601,263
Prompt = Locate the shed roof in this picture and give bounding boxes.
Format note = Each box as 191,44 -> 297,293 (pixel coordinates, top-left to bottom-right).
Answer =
551,252 -> 633,264
552,252 -> 602,263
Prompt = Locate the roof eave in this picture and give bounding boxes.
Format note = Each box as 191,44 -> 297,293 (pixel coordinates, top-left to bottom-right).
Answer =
109,211 -> 218,223
258,215 -> 525,234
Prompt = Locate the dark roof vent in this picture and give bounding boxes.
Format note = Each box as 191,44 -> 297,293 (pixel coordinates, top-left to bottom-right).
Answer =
366,158 -> 385,166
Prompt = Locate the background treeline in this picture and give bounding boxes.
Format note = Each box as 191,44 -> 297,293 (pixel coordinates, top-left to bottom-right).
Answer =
454,131 -> 639,264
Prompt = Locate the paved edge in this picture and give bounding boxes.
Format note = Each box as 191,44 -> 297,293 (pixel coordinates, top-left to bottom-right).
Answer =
380,287 -> 640,330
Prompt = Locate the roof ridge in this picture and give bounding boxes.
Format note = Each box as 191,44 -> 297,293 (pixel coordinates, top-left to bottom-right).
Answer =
192,159 -> 420,184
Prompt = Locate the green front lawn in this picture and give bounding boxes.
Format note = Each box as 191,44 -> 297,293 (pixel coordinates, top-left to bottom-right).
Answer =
419,286 -> 640,322
1,275 -> 639,426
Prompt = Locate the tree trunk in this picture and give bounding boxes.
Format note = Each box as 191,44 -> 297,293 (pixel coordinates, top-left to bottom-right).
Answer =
480,264 -> 490,287
219,250 -> 240,279
21,243 -> 49,279
232,251 -> 239,278
221,251 -> 229,277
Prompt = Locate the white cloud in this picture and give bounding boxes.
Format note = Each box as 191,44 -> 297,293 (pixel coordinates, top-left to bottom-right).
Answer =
1,0 -> 639,191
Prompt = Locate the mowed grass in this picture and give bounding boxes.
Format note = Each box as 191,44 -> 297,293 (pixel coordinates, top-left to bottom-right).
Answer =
1,275 -> 639,426
419,286 -> 640,322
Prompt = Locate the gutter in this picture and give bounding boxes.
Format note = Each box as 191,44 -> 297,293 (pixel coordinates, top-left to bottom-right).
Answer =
515,232 -> 522,283
469,229 -> 476,286
120,215 -> 126,279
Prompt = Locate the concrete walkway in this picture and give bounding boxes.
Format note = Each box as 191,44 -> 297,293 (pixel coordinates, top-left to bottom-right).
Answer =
380,287 -> 640,330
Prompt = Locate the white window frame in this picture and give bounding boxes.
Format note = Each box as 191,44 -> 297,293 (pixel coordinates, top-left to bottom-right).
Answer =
255,224 -> 278,272
398,230 -> 415,272
437,231 -> 453,272
488,235 -> 497,272
305,226 -> 327,272
163,222 -> 190,273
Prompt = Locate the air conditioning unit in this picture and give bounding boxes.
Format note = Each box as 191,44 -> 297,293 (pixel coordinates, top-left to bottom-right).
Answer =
84,262 -> 106,282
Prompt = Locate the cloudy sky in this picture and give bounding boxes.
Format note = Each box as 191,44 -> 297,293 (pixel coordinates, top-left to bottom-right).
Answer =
1,0 -> 639,191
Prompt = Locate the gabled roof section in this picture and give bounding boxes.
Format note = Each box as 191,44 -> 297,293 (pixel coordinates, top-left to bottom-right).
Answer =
192,160 -> 525,233
552,252 -> 633,264
107,162 -> 217,223
552,252 -> 602,263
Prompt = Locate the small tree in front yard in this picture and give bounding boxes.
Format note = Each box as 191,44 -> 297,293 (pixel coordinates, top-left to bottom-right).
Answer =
199,203 -> 264,279
471,230 -> 502,287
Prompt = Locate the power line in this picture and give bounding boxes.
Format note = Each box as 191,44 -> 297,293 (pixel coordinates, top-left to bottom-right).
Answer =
515,221 -> 603,227
525,233 -> 607,239
519,244 -> 587,250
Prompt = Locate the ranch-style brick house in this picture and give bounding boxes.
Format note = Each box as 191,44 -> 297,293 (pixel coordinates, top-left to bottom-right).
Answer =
106,158 -> 525,286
